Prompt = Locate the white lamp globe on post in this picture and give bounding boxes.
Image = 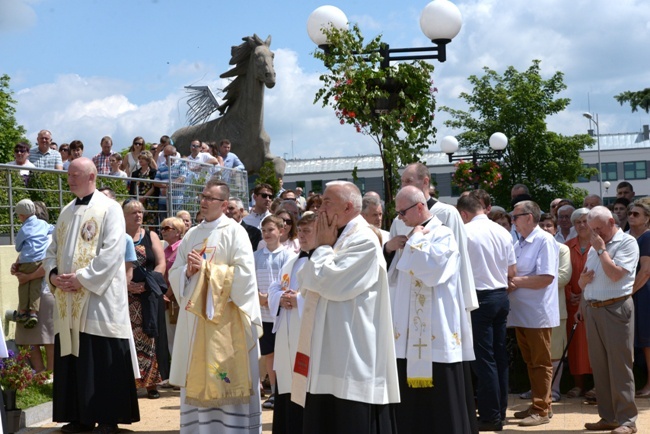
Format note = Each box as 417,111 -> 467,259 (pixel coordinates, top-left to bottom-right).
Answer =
307,5 -> 349,48
489,132 -> 508,152
440,135 -> 460,156
420,0 -> 463,42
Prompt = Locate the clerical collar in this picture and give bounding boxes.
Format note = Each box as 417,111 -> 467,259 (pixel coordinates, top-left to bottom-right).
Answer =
420,218 -> 432,227
298,249 -> 315,259
75,191 -> 95,206
427,197 -> 437,208
337,226 -> 345,239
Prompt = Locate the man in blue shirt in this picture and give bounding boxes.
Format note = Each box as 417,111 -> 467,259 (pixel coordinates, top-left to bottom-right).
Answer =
152,146 -> 188,223
218,139 -> 245,170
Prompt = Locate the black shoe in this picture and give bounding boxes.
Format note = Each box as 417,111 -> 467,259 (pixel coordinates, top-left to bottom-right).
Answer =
147,389 -> 160,399
477,419 -> 503,432
92,424 -> 119,434
61,422 -> 95,433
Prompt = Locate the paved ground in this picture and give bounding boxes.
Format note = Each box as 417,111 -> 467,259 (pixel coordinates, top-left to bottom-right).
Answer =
20,390 -> 650,433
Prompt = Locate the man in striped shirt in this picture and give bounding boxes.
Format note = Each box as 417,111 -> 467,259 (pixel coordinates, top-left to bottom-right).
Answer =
578,206 -> 639,434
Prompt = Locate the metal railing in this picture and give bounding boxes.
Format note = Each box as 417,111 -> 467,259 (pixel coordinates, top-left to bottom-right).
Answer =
0,160 -> 248,244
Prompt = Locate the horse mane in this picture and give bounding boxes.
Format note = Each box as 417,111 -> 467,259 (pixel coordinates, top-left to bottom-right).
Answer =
217,34 -> 270,115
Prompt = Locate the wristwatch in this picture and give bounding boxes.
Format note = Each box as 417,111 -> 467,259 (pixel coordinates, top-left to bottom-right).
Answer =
597,249 -> 605,256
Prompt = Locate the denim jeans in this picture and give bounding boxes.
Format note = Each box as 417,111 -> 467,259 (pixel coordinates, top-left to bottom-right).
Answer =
471,289 -> 510,422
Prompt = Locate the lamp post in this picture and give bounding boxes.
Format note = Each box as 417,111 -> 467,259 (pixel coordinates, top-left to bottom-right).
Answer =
440,133 -> 508,190
307,1 -> 462,65
604,181 -> 611,194
583,112 -> 603,199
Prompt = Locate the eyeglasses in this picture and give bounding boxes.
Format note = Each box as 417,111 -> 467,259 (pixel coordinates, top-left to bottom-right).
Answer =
512,212 -> 531,221
134,142 -> 144,146
15,149 -> 28,154
191,145 -> 201,149
199,193 -> 226,203
258,193 -> 273,199
396,203 -> 419,217
629,211 -> 642,217
161,226 -> 176,232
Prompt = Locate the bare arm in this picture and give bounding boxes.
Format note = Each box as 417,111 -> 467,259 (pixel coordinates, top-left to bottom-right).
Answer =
149,231 -> 167,275
633,256 -> 650,293
510,274 -> 554,290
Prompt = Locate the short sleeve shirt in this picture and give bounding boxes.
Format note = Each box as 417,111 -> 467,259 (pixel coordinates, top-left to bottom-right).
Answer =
508,226 -> 560,328
29,148 -> 62,169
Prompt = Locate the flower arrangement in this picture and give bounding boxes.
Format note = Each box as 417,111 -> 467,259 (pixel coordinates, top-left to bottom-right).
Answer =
452,160 -> 503,191
0,347 -> 49,391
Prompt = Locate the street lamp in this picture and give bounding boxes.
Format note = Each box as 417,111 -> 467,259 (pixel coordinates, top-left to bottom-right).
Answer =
604,181 -> 611,194
583,112 -> 603,199
307,1 -> 463,65
440,133 -> 508,189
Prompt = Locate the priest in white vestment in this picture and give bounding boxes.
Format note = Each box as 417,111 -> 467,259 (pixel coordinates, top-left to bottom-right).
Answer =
43,158 -> 139,434
168,179 -> 262,434
290,181 -> 400,434
388,186 -> 478,434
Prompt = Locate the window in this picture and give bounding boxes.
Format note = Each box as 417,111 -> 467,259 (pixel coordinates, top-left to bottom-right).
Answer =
601,162 -> 618,181
353,177 -> 366,195
577,164 -> 592,183
295,180 -> 306,189
450,173 -> 460,197
310,180 -> 323,193
624,161 -> 647,180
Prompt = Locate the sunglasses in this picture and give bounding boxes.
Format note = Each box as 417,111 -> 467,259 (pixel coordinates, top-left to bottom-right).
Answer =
512,212 -> 531,221
283,219 -> 293,225
191,145 -> 201,149
629,211 -> 642,217
161,226 -> 176,232
134,142 -> 144,146
15,149 -> 28,154
258,193 -> 273,199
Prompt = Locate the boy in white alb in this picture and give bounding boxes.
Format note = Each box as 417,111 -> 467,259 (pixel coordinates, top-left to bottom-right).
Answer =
268,212 -> 317,434
254,215 -> 295,410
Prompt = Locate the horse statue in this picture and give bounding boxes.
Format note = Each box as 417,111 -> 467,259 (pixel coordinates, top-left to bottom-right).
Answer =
172,34 -> 285,177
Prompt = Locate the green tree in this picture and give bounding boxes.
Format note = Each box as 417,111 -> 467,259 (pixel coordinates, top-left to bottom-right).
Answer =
441,60 -> 595,209
0,74 -> 28,163
615,88 -> 650,114
256,160 -> 281,195
313,24 -> 438,215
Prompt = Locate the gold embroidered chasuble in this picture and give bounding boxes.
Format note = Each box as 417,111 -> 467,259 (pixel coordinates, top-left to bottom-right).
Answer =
53,201 -> 107,356
184,261 -> 253,407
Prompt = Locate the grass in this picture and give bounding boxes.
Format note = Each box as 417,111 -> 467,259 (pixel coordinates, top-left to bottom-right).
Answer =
16,383 -> 53,410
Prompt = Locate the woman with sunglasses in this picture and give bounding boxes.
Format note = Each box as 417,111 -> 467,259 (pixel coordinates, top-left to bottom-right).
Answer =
255,208 -> 301,254
629,200 -> 650,397
59,143 -> 70,169
124,136 -> 146,177
159,217 -> 186,361
8,142 -> 36,185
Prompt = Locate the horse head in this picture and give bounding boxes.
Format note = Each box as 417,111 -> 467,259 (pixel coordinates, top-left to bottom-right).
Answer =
249,34 -> 276,89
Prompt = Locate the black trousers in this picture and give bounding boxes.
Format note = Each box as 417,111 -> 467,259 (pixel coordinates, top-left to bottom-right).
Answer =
53,333 -> 140,426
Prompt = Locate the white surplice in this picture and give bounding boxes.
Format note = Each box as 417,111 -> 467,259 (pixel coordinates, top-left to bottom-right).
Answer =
268,255 -> 307,394
390,216 -> 475,375
389,200 -> 479,324
293,215 -> 400,405
168,215 -> 262,434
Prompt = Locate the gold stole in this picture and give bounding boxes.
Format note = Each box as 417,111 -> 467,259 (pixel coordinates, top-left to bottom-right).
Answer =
184,262 -> 252,407
54,201 -> 106,357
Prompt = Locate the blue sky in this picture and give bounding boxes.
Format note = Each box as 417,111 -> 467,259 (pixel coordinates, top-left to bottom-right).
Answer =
1,0 -> 649,160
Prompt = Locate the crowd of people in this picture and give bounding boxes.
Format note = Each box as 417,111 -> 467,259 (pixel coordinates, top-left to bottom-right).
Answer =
1,130 -> 649,434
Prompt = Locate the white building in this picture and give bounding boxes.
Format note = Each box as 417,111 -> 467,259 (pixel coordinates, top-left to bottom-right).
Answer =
282,125 -> 650,206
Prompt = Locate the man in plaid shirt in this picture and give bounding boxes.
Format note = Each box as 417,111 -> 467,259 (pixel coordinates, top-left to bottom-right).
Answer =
91,136 -> 113,175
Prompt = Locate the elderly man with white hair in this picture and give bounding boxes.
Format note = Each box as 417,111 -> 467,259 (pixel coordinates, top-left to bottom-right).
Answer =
556,204 -> 576,243
577,206 -> 639,434
291,181 -> 399,434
